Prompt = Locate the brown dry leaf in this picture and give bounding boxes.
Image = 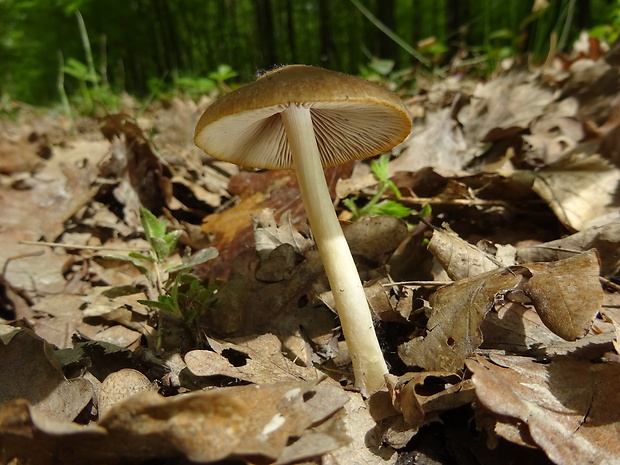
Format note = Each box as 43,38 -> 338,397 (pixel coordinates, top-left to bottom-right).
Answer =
0,378 -> 348,464
461,72 -> 555,141
195,333 -> 322,384
98,368 -> 156,417
253,208 -> 314,259
398,266 -> 529,371
399,251 -> 602,371
516,218 -> 620,277
0,326 -> 93,423
1,248 -> 69,299
152,97 -> 203,152
206,213 -> 403,342
345,215 -> 410,263
510,153 -> 620,231
467,355 -> 620,465
523,249 -> 603,341
94,325 -> 142,350
99,114 -> 167,217
30,293 -> 87,348
428,225 -> 502,280
204,246 -> 335,338
335,162 -> 375,200
521,98 -> 581,165
390,108 -> 468,173
0,131 -> 48,174
481,302 -> 566,353
0,140 -> 104,242
199,164 -> 353,280
387,372 -> 474,430
323,391 -> 398,465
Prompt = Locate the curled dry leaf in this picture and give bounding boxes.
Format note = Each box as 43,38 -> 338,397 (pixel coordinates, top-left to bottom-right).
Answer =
0,326 -> 93,424
398,265 -> 530,372
387,372 -> 474,430
253,208 -> 314,259
98,368 -> 156,417
467,355 -> 620,465
186,333 -> 322,384
99,113 -> 167,217
0,378 -> 349,464
323,391 -> 398,465
399,250 -> 603,371
390,107 -> 469,173
516,218 -> 620,277
428,225 -> 502,280
481,302 -> 566,353
523,249 -> 603,341
510,153 -> 620,231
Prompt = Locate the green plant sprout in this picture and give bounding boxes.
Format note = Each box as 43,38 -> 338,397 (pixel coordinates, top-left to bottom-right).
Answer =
344,153 -> 431,221
111,207 -> 218,327
59,10 -> 121,114
174,65 -> 238,98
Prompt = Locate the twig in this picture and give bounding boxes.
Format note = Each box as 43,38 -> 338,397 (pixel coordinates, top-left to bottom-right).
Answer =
383,280 -> 453,287
399,196 -> 544,208
18,240 -> 149,252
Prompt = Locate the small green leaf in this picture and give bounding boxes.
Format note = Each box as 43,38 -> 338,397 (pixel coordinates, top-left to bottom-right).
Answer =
418,204 -> 432,217
166,247 -> 219,273
140,207 -> 167,242
370,154 -> 390,183
373,201 -> 413,218
128,252 -> 154,263
138,294 -> 182,318
104,254 -> 151,275
162,230 -> 183,253
343,197 -> 361,219
368,59 -> 395,76
386,180 -> 402,199
150,236 -> 172,262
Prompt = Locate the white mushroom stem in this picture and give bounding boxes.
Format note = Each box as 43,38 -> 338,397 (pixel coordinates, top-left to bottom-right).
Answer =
281,102 -> 389,394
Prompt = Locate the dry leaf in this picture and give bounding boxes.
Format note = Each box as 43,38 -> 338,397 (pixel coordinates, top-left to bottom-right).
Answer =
323,391 -> 398,465
196,333 -> 323,384
467,355 -> 620,465
253,208 -> 313,259
345,215 -> 410,263
428,225 -> 502,280
390,108 -> 468,173
459,72 -> 555,144
399,251 -> 602,371
0,326 -> 93,423
516,218 -> 620,277
481,302 -> 566,352
510,153 -> 620,231
522,249 -> 603,341
398,266 -> 529,371
387,372 -> 474,430
0,132 -> 47,174
0,378 -> 348,464
98,368 -> 156,416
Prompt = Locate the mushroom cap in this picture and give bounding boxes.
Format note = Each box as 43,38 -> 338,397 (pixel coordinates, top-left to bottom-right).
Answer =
194,65 -> 412,169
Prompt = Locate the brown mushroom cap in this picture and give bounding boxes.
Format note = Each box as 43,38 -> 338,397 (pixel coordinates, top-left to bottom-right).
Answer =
194,65 -> 412,169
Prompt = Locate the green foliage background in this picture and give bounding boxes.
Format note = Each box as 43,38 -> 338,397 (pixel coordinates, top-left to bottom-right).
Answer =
1,0 -> 618,105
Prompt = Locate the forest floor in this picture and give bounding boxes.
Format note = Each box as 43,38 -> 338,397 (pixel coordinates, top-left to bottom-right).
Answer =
1,38 -> 620,465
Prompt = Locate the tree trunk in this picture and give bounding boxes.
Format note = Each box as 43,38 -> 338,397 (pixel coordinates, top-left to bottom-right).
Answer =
376,0 -> 396,60
318,0 -> 337,67
286,0 -> 297,62
253,0 -> 277,69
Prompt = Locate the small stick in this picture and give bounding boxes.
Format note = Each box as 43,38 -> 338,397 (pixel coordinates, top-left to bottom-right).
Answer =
18,240 -> 149,252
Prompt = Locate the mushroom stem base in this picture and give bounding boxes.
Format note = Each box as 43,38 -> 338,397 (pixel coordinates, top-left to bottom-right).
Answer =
281,103 -> 389,394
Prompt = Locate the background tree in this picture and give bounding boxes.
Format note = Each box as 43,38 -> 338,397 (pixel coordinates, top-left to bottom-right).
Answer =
0,0 -> 617,105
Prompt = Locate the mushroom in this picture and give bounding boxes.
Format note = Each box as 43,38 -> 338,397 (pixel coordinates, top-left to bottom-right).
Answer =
194,65 -> 411,394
